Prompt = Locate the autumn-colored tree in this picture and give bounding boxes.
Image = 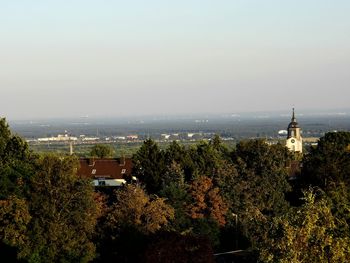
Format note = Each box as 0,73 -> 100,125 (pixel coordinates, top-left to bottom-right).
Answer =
259,189 -> 350,263
107,184 -> 174,235
187,176 -> 228,227
98,185 -> 174,263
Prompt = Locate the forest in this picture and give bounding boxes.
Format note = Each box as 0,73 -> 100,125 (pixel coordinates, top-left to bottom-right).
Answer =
1,117 -> 350,263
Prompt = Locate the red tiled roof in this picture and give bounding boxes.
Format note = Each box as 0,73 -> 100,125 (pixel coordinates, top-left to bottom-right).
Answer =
77,158 -> 133,180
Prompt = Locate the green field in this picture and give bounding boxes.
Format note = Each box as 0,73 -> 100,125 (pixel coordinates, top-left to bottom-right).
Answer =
29,140 -> 237,158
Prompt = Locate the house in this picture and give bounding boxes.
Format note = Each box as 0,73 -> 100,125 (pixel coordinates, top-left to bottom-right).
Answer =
78,157 -> 133,187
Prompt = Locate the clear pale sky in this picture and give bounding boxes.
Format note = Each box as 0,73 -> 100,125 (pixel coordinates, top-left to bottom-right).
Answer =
1,0 -> 349,119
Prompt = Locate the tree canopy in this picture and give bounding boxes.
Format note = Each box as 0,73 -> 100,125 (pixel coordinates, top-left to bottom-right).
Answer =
259,189 -> 350,263
2,117 -> 350,262
90,144 -> 115,158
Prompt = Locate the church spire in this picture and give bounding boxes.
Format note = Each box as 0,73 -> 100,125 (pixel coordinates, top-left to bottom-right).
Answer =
291,108 -> 296,122
286,108 -> 302,153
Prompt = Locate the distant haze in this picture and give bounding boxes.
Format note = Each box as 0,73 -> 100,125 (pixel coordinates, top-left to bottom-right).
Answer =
1,1 -> 350,120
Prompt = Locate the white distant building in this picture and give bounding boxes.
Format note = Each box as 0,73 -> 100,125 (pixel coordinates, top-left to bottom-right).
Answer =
286,108 -> 302,153
187,133 -> 195,138
81,137 -> 100,141
161,134 -> 171,139
278,130 -> 288,135
38,134 -> 77,142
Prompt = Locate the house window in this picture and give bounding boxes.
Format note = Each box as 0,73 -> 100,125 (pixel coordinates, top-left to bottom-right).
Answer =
121,169 -> 126,174
92,169 -> 97,175
98,180 -> 106,186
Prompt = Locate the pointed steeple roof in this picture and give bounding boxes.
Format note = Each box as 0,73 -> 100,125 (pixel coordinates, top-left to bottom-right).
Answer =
288,108 -> 299,129
291,108 -> 296,122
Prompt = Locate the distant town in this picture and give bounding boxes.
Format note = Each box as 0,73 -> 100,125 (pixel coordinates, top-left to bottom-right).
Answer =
9,110 -> 350,156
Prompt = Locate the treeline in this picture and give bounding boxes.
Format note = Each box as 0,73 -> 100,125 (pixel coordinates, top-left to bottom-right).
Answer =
1,117 -> 350,262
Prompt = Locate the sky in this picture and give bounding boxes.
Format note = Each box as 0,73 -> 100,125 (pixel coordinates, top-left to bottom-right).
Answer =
1,0 -> 350,120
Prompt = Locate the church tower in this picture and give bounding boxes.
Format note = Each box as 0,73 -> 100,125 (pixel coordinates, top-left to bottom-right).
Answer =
286,108 -> 302,153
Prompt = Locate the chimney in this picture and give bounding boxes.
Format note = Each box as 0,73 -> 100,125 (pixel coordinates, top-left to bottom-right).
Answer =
120,155 -> 126,166
88,158 -> 95,166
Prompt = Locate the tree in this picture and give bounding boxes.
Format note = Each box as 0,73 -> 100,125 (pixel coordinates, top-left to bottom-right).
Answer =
233,139 -> 291,216
303,131 -> 350,189
227,140 -> 292,247
143,232 -> 214,263
18,154 -> 100,263
164,141 -> 187,165
187,176 -> 228,227
98,185 -> 174,262
259,189 -> 350,263
302,132 -> 350,238
0,196 -> 31,249
187,141 -> 224,180
0,117 -> 34,199
164,141 -> 196,182
160,162 -> 191,232
209,134 -> 230,158
90,144 -> 114,158
132,139 -> 167,194
106,184 -> 174,235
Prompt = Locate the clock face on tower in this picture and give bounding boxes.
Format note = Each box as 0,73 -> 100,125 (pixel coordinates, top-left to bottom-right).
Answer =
291,139 -> 295,143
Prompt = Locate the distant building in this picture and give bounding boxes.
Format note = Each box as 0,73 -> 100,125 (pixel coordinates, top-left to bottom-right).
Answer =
286,108 -> 302,153
161,134 -> 171,140
126,135 -> 138,140
77,157 -> 133,187
38,134 -> 78,142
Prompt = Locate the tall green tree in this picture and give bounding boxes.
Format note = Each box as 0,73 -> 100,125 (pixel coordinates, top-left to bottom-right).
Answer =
187,141 -> 224,180
19,155 -> 100,263
228,140 -> 292,246
159,162 -> 191,232
0,118 -> 34,199
303,131 -> 350,189
233,140 -> 291,216
132,139 -> 166,194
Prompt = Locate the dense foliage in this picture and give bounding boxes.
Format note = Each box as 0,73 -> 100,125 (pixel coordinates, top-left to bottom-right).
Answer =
1,116 -> 350,262
90,144 -> 115,158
